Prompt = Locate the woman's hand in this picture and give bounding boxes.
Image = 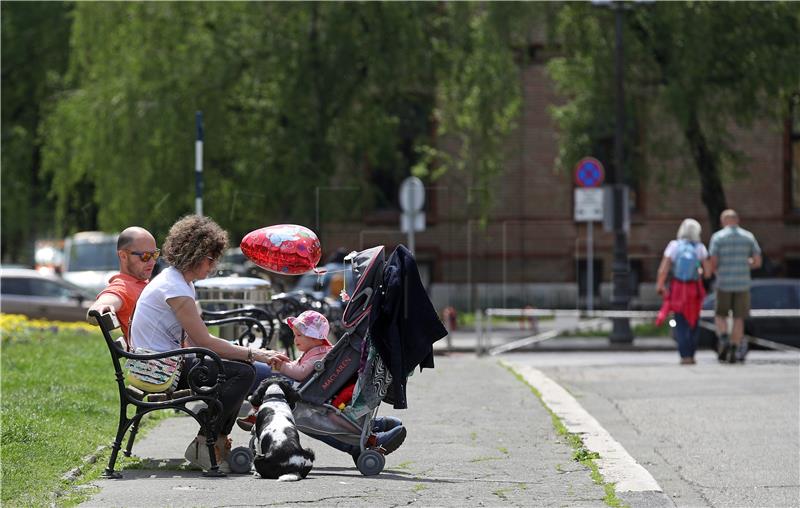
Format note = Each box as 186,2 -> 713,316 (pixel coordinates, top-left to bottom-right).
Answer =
252,349 -> 272,364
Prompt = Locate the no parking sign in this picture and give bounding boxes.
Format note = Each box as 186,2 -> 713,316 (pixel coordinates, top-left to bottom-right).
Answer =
574,157 -> 605,188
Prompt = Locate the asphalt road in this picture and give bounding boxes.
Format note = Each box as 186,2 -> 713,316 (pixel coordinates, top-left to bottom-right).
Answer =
82,355 -> 615,507
504,348 -> 800,507
79,347 -> 799,507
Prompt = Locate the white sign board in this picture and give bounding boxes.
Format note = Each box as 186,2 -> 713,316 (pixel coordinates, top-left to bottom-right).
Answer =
401,212 -> 425,233
574,188 -> 604,222
399,176 -> 425,212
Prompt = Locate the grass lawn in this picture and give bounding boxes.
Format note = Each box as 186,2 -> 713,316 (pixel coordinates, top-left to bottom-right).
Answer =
0,316 -> 165,507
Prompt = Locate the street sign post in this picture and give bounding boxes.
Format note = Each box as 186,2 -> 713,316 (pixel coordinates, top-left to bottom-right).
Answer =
574,158 -> 605,313
399,176 -> 425,254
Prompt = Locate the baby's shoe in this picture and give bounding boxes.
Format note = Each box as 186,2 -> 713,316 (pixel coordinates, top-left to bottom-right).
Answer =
369,425 -> 407,455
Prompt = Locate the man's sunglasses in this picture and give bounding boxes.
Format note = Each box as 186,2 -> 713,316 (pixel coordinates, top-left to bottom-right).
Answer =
128,249 -> 161,262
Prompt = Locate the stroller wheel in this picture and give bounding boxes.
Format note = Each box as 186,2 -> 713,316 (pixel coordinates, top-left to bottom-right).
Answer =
356,449 -> 385,476
228,446 -> 253,474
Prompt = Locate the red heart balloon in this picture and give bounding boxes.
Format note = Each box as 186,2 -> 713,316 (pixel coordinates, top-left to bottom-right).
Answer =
240,224 -> 322,275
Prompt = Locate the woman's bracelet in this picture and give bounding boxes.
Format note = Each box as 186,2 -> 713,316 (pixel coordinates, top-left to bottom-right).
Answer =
247,347 -> 254,363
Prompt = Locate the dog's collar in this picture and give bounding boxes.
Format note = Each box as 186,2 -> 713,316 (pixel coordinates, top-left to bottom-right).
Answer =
264,392 -> 287,403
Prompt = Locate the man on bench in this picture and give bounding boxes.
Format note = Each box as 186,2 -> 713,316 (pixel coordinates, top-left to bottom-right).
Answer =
86,226 -> 159,347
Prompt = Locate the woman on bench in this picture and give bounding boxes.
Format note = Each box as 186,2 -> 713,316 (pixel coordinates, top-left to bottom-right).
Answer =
130,214 -> 286,473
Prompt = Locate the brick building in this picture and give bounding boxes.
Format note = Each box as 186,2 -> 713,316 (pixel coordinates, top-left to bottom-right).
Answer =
319,59 -> 800,312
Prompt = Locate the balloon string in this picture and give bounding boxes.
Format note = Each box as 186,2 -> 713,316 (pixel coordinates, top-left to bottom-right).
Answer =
340,258 -> 350,302
312,267 -> 349,275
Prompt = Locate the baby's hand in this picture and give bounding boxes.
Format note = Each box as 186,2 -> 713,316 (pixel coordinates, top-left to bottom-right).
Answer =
270,352 -> 291,363
268,357 -> 285,371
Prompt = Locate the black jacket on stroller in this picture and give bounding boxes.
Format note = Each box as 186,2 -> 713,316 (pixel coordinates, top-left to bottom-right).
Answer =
369,245 -> 448,409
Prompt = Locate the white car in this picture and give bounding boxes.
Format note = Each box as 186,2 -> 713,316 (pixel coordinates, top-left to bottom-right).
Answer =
61,231 -> 119,294
1,267 -> 95,322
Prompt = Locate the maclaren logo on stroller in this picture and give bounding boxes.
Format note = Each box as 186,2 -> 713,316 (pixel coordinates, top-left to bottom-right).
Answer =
321,355 -> 352,390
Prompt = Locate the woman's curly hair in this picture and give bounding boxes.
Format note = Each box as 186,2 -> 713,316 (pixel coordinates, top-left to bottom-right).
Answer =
163,215 -> 228,273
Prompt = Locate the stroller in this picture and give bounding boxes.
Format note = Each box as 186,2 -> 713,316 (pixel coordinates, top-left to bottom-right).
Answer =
255,245 -> 445,476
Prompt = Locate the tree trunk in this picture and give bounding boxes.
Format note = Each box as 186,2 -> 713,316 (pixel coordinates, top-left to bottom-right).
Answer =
684,111 -> 727,232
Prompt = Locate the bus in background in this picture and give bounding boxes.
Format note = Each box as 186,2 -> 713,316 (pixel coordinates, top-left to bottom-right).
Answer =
62,231 -> 119,295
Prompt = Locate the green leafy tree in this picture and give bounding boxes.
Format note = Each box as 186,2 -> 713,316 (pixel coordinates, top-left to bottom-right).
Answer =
1,1 -> 72,262
548,2 -> 800,229
38,2 -> 534,245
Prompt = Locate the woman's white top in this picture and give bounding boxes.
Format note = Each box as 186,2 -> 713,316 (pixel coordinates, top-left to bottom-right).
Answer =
663,240 -> 708,261
130,266 -> 195,352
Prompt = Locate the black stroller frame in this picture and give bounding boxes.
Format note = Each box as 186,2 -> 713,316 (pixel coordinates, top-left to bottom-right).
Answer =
288,245 -> 391,476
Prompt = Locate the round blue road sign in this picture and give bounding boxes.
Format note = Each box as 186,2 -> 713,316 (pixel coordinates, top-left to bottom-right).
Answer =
574,157 -> 605,188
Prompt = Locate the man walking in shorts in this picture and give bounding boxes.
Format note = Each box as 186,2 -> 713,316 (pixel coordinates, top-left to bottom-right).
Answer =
708,209 -> 762,363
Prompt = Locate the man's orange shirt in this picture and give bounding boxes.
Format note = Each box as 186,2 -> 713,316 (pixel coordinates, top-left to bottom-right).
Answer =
97,273 -> 147,342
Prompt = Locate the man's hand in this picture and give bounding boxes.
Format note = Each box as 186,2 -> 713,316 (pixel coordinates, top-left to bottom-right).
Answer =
86,304 -> 115,325
86,293 -> 123,325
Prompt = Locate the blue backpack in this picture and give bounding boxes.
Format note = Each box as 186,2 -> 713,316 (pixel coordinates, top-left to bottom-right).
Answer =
673,240 -> 700,281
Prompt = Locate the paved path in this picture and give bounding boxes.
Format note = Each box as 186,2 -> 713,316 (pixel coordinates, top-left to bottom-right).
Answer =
504,349 -> 800,508
80,344 -> 799,507
82,355 -> 618,507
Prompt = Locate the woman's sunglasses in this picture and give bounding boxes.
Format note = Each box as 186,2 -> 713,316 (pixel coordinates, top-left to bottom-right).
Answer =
128,249 -> 160,262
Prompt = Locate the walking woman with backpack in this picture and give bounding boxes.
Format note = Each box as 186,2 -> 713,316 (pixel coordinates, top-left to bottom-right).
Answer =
655,218 -> 711,364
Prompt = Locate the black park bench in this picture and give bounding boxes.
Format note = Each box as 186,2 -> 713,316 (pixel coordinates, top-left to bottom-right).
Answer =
91,310 -> 233,478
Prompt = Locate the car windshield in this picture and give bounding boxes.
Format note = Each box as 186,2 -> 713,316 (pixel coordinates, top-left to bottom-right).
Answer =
67,240 -> 118,271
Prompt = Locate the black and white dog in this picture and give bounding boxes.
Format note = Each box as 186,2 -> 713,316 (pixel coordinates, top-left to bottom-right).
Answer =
248,377 -> 315,481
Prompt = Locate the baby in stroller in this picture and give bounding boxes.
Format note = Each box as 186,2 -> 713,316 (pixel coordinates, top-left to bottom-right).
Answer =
242,245 -> 443,476
240,308 -> 407,463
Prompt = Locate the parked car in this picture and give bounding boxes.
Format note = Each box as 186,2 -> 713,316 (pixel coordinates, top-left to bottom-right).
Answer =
62,231 -> 119,294
0,267 -> 95,322
293,261 -> 355,301
698,278 -> 800,349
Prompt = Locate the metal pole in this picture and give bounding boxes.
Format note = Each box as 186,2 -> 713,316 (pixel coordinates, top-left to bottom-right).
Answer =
502,221 -> 507,309
610,4 -> 633,343
486,310 -> 493,355
467,222 -> 473,313
407,209 -> 416,255
195,111 -> 204,216
587,221 -> 594,313
475,309 -> 482,355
